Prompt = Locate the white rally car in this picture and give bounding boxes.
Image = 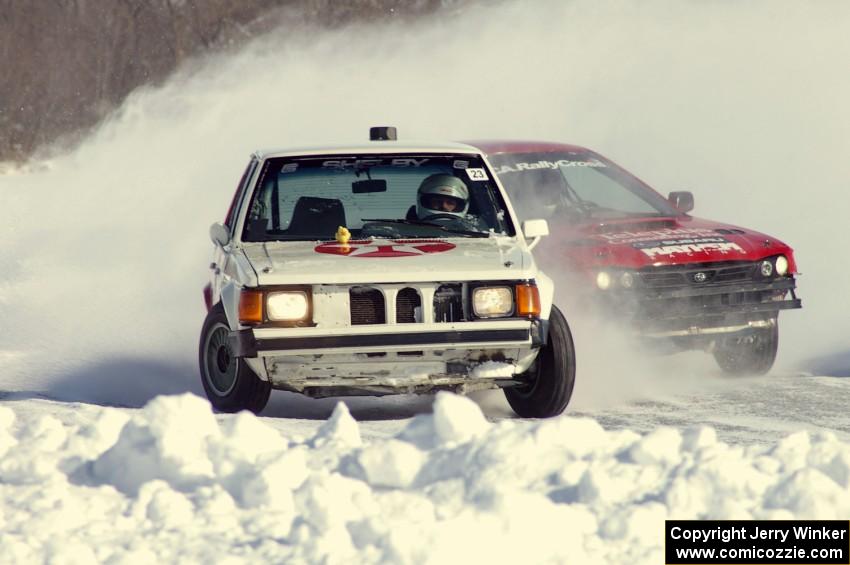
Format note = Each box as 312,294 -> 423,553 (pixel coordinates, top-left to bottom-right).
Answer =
200,128 -> 575,418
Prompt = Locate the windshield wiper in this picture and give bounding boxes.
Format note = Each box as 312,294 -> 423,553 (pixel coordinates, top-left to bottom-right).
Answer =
573,201 -> 600,216
625,212 -> 675,218
429,226 -> 490,238
258,235 -> 328,241
361,218 -> 489,238
599,211 -> 676,220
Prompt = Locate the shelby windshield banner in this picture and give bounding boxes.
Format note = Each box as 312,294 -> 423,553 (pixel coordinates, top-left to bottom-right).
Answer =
666,520 -> 849,564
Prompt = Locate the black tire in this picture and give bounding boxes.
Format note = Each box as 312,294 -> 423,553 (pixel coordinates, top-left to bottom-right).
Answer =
713,319 -> 779,376
504,305 -> 576,418
199,305 -> 271,413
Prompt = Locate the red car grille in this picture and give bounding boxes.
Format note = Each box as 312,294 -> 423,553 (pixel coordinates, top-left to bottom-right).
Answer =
639,262 -> 756,288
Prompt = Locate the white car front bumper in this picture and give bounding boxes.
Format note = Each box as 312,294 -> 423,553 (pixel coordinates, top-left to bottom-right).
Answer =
229,320 -> 545,394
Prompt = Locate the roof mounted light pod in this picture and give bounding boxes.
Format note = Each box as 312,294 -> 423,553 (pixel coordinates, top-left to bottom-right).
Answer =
369,126 -> 397,141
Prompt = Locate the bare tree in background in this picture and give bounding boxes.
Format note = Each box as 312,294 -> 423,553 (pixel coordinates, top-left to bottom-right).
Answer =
0,0 -> 455,162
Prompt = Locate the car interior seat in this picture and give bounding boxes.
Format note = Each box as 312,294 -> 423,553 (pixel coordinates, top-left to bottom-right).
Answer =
288,196 -> 347,239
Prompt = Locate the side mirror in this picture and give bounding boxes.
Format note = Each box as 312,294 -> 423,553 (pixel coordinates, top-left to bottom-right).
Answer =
522,219 -> 549,251
209,222 -> 231,247
668,191 -> 694,213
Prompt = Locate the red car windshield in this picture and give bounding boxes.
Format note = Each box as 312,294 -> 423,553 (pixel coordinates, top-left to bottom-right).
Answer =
488,151 -> 681,222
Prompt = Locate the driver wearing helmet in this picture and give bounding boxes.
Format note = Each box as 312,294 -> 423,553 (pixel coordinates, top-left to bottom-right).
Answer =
415,174 -> 470,221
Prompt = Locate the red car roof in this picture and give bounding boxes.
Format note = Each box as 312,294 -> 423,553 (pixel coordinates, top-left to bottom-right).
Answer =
464,139 -> 591,155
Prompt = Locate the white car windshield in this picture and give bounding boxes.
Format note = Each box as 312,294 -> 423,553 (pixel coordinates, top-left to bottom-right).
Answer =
489,151 -> 681,222
242,154 -> 514,241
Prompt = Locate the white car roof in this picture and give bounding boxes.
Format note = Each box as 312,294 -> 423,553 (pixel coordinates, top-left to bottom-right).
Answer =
254,140 -> 483,160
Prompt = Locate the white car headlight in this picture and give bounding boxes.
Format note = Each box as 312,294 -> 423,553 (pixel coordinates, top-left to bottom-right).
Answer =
775,255 -> 789,276
473,287 -> 513,317
267,291 -> 309,321
760,260 -> 774,277
596,271 -> 612,290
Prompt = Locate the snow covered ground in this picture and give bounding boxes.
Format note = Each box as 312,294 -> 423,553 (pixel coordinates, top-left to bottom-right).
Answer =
2,0 -> 850,562
3,390 -> 850,564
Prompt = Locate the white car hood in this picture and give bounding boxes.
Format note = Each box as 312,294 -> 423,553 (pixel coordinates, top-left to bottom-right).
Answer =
242,237 -> 533,285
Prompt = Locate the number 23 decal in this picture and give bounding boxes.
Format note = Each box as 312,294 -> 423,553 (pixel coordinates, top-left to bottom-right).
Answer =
465,168 -> 489,181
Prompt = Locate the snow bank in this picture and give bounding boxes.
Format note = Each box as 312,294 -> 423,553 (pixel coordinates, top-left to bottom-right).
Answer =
2,392 -> 850,563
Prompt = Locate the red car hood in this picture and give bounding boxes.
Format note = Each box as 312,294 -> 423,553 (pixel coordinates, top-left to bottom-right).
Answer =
540,215 -> 798,271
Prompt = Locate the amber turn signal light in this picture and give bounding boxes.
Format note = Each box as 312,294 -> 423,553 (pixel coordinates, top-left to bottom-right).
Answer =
515,283 -> 541,317
238,289 -> 264,324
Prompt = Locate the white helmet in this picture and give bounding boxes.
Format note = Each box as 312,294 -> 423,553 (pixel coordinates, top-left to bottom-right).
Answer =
416,174 -> 470,220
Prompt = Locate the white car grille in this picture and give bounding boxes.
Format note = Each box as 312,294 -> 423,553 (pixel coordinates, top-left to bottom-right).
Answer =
334,283 -> 466,326
395,287 -> 421,323
349,287 -> 386,325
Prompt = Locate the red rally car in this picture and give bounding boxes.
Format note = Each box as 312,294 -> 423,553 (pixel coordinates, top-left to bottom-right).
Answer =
473,141 -> 801,375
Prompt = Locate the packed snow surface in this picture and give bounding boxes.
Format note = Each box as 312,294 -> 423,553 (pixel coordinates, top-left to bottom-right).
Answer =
3,392 -> 850,564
